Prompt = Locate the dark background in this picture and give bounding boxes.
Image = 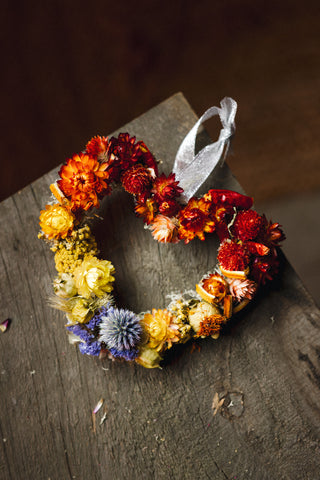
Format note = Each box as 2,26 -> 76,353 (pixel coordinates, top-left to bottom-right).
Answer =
1,0 -> 320,302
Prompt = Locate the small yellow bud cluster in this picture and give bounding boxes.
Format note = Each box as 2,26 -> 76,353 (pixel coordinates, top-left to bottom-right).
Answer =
52,225 -> 98,274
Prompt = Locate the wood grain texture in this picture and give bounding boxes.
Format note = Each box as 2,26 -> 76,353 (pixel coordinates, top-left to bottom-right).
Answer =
0,93 -> 320,480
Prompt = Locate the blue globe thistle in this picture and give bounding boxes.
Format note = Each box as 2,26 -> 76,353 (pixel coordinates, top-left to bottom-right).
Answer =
99,307 -> 142,360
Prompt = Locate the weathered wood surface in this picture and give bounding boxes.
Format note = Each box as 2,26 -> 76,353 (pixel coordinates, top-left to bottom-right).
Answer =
1,93 -> 320,480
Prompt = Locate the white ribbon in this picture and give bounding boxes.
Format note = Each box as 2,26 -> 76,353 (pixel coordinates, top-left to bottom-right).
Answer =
173,97 -> 237,203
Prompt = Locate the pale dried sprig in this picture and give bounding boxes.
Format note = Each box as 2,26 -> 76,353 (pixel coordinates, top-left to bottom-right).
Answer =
93,398 -> 104,414
49,293 -> 113,315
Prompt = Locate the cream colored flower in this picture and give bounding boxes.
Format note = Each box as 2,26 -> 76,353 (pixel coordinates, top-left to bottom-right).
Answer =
188,301 -> 220,335
39,203 -> 75,239
143,309 -> 180,352
53,273 -> 77,298
169,298 -> 196,343
73,255 -> 115,298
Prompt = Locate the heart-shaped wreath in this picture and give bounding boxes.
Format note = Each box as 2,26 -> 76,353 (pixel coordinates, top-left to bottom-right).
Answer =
39,99 -> 285,368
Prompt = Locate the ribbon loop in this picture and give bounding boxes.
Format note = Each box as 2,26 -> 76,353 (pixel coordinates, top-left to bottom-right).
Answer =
173,97 -> 237,203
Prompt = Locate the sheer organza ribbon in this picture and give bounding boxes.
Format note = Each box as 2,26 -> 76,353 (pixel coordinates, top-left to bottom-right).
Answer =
173,97 -> 237,203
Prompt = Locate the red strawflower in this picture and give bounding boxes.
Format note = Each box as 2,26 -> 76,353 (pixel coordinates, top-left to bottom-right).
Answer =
251,249 -> 280,285
217,239 -> 250,272
121,164 -> 152,196
152,173 -> 183,202
135,140 -> 158,175
232,210 -> 263,241
58,153 -> 110,211
178,197 -> 215,243
259,215 -> 286,247
245,241 -> 270,256
158,199 -> 181,217
108,134 -> 158,180
86,136 -> 110,161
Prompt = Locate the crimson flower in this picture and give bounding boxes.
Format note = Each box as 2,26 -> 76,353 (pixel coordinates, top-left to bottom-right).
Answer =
217,239 -> 250,272
178,197 -> 215,243
121,164 -> 152,196
232,210 -> 263,241
152,173 -> 183,202
158,199 -> 181,216
86,136 -> 110,161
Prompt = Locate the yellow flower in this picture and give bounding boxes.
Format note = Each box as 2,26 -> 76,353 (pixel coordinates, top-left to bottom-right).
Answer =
67,298 -> 92,324
143,309 -> 180,352
49,293 -> 113,325
39,204 -> 75,239
53,225 -> 98,274
73,255 -> 115,298
136,346 -> 162,369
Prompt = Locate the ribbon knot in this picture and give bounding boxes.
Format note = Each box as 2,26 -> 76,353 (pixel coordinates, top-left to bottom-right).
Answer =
173,97 -> 237,203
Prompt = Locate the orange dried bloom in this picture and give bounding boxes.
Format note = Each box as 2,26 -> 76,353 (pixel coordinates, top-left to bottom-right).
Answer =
58,153 -> 110,211
39,204 -> 75,239
150,215 -> 179,244
200,273 -> 228,303
178,197 -> 215,243
197,314 -> 226,337
86,136 -> 110,161
135,198 -> 156,225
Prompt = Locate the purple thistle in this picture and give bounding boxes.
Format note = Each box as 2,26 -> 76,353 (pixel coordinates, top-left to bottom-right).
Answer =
67,304 -> 113,357
99,307 -> 142,360
79,341 -> 101,356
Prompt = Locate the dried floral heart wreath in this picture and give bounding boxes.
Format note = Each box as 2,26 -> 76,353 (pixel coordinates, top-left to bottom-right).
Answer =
39,100 -> 285,368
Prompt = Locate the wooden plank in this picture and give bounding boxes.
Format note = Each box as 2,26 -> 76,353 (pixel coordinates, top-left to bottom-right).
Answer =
0,93 -> 320,480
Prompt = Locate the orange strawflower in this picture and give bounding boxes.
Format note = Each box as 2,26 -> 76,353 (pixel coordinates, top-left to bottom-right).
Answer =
150,215 -> 179,243
178,197 -> 215,243
58,153 -> 110,211
197,273 -> 229,303
39,204 -> 75,239
135,198 -> 156,225
143,309 -> 180,352
197,314 -> 226,337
